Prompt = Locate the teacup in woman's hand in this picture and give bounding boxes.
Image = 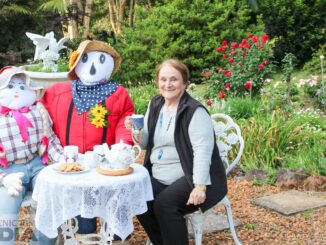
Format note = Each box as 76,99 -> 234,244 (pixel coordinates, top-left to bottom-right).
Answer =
131,114 -> 144,135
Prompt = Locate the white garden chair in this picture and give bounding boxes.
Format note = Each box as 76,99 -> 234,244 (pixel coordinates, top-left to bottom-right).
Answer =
186,113 -> 244,245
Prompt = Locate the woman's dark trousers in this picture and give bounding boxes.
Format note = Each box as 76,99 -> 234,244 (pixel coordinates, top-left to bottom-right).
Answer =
137,177 -> 199,245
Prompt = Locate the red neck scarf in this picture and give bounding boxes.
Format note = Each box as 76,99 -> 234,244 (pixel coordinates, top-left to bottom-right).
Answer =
0,106 -> 33,143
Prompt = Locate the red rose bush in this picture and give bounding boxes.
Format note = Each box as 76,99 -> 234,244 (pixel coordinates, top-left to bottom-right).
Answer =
204,34 -> 274,98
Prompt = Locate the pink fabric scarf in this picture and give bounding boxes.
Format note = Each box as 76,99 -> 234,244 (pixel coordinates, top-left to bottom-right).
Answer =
0,106 -> 33,143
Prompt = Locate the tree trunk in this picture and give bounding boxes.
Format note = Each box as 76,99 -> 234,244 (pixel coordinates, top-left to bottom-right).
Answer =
69,0 -> 80,39
108,0 -> 118,34
108,0 -> 126,35
129,0 -> 135,27
83,0 -> 93,37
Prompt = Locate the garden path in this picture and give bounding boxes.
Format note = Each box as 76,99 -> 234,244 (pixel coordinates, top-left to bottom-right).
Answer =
16,177 -> 326,244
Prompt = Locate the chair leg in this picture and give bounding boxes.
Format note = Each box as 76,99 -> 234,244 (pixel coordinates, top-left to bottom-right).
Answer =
188,211 -> 204,245
145,239 -> 153,245
221,197 -> 242,245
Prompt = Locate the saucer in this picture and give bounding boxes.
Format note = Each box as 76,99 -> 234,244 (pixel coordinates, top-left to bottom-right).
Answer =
96,166 -> 133,176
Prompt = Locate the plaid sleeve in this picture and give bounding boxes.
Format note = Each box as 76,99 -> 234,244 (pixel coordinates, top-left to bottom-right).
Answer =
0,169 -> 7,185
47,117 -> 64,163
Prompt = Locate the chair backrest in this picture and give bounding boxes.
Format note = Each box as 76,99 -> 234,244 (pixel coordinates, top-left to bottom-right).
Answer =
211,113 -> 244,175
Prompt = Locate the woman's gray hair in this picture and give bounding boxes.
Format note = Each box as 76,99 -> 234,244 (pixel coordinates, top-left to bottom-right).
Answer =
156,59 -> 190,85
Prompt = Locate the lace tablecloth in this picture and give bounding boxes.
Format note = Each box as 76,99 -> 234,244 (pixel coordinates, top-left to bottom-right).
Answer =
32,163 -> 153,240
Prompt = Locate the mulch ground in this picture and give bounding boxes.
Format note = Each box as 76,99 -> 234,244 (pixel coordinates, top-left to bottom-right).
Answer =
17,178 -> 326,244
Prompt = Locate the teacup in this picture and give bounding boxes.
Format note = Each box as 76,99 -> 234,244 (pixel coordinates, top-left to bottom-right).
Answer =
131,114 -> 144,134
64,145 -> 78,163
93,145 -> 106,164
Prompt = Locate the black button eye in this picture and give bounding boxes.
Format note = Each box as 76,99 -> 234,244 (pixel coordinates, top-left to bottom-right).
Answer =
8,84 -> 14,89
99,54 -> 105,64
82,53 -> 88,63
20,85 -> 25,90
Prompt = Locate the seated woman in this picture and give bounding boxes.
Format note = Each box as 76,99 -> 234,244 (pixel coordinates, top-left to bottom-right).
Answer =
125,59 -> 227,245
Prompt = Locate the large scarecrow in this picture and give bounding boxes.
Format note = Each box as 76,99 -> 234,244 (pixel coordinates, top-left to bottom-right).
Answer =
42,40 -> 134,241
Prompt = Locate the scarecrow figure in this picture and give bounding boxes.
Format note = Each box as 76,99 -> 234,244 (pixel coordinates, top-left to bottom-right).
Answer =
42,40 -> 134,243
0,66 -> 64,245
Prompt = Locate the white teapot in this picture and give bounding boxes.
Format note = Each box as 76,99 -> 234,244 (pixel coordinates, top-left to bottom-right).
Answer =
104,140 -> 141,170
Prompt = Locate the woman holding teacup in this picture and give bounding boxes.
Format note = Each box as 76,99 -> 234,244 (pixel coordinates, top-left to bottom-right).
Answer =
125,59 -> 227,245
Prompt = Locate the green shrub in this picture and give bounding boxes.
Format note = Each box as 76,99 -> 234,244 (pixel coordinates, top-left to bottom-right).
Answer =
26,56 -> 69,72
128,84 -> 158,114
259,0 -> 326,66
114,0 -> 264,85
223,97 -> 261,119
238,108 -> 326,175
303,44 -> 326,74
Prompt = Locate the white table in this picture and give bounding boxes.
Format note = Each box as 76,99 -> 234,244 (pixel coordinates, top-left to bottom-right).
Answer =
32,163 -> 153,244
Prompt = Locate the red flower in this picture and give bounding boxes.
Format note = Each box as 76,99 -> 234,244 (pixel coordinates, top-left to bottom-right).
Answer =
225,83 -> 231,91
263,59 -> 269,65
230,50 -> 236,56
219,91 -> 225,99
216,47 -> 224,53
221,40 -> 228,46
247,33 -> 253,38
224,70 -> 231,77
228,58 -> 234,63
242,51 -> 246,57
222,53 -> 228,59
251,36 -> 259,42
244,81 -> 252,90
201,71 -> 213,77
261,34 -> 269,45
231,42 -> 238,49
241,38 -> 247,44
238,43 -> 243,49
258,64 -> 265,70
206,100 -> 212,106
243,43 -> 251,49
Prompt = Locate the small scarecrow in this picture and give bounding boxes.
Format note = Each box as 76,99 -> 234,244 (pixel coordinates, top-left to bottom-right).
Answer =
0,66 -> 63,244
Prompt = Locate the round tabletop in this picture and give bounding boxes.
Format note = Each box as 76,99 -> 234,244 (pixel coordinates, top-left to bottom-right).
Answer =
32,163 -> 153,239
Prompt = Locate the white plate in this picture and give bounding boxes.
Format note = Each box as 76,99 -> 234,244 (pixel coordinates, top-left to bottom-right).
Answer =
52,163 -> 90,174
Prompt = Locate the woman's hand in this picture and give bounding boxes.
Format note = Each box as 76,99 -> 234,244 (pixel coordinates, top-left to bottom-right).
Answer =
124,116 -> 132,130
186,185 -> 206,206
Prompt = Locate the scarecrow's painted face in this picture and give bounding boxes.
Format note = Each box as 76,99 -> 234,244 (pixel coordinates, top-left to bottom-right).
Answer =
75,51 -> 115,85
0,75 -> 36,109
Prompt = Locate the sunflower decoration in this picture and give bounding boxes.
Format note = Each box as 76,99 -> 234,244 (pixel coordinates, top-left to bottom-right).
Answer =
88,104 -> 109,128
69,51 -> 79,69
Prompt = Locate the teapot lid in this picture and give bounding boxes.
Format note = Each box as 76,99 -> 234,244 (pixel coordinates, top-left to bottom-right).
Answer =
111,139 -> 131,150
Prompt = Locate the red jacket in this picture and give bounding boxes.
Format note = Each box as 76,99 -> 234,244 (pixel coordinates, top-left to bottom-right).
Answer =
42,82 -> 134,153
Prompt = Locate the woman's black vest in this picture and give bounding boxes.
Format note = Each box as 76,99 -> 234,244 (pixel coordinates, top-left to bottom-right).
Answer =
144,92 -> 227,212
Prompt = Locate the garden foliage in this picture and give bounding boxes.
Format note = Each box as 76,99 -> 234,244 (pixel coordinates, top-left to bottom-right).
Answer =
114,0 -> 264,85
259,0 -> 326,66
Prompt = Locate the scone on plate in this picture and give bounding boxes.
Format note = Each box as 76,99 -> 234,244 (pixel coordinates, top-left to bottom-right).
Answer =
58,162 -> 84,172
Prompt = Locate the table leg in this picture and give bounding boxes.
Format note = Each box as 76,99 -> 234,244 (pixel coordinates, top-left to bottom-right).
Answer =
60,218 -> 79,245
97,218 -> 114,245
60,217 -> 115,245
